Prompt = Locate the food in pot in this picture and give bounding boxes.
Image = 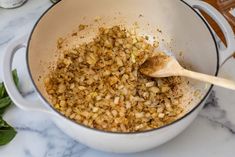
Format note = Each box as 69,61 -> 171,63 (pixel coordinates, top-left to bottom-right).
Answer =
139,53 -> 171,75
44,25 -> 189,132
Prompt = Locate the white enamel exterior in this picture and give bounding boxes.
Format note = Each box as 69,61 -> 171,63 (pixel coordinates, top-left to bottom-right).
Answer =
185,0 -> 235,65
2,0 -> 235,153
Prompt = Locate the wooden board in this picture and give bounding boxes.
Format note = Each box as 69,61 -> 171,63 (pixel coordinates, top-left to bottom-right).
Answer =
203,0 -> 235,45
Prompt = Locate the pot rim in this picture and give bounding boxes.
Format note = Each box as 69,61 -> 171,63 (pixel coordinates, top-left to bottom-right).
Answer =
26,0 -> 219,135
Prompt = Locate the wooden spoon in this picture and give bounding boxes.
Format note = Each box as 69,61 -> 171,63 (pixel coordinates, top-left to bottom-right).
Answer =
139,55 -> 235,90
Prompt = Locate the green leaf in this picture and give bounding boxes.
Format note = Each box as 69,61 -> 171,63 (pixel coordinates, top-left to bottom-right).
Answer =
0,83 -> 6,98
12,69 -> 19,88
0,70 -> 19,146
0,129 -> 16,146
0,117 -> 9,128
0,107 -> 7,116
0,97 -> 11,109
0,118 -> 17,146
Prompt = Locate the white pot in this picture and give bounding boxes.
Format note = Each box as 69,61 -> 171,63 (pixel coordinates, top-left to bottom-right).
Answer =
2,0 -> 235,153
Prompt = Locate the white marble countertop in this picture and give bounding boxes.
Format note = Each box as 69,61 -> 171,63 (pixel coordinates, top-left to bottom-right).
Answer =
0,0 -> 235,157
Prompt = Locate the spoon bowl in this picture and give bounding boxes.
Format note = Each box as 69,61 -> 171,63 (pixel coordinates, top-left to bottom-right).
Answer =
140,54 -> 235,90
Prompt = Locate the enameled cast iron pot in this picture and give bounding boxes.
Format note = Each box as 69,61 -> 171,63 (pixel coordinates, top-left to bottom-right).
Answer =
2,0 -> 235,153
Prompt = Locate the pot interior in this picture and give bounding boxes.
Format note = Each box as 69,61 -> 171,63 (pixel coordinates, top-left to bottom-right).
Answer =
28,0 -> 218,120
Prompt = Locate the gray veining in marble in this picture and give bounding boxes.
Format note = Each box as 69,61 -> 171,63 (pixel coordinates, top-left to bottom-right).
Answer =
200,90 -> 235,134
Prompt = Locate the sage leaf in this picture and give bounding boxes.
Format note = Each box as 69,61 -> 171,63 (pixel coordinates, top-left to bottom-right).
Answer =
0,129 -> 16,146
0,118 -> 16,146
0,83 -> 5,99
0,107 -> 7,116
0,97 -> 11,109
0,70 -> 19,146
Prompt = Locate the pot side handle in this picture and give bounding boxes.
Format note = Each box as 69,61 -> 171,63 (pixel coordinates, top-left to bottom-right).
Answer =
2,35 -> 57,116
184,0 -> 235,66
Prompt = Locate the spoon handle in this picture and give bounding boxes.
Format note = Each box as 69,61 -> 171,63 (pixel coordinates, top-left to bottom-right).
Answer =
181,69 -> 235,90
